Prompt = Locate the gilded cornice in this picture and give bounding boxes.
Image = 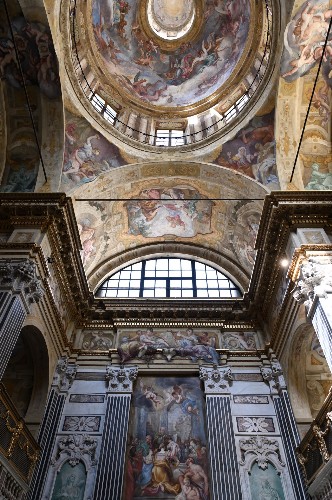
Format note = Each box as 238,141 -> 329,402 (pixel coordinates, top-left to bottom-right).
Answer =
249,192 -> 332,314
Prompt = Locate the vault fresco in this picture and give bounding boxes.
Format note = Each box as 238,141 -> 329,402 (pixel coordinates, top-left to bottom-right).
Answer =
212,110 -> 280,190
91,0 -> 250,106
281,0 -> 332,88
124,376 -> 209,499
0,15 -> 60,99
125,186 -> 214,238
62,112 -> 126,191
117,328 -> 219,364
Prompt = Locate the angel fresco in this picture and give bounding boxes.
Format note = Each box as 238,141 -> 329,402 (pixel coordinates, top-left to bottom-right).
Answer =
61,113 -> 125,190
117,328 -> 219,365
213,110 -> 280,189
124,377 -> 209,499
91,0 -> 251,106
126,187 -> 214,238
0,14 -> 60,99
281,0 -> 332,87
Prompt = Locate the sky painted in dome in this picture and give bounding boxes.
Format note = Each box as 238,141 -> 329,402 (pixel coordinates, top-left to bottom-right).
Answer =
92,0 -> 251,107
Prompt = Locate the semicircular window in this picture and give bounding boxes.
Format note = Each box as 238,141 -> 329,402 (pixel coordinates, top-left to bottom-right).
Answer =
96,258 -> 242,299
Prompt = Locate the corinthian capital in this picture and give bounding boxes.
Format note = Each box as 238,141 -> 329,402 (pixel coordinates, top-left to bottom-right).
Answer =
0,259 -> 44,305
293,257 -> 332,304
199,364 -> 233,394
106,365 -> 138,393
53,357 -> 77,392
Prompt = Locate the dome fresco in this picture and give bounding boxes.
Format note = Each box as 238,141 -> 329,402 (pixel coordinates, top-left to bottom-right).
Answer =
91,0 -> 251,107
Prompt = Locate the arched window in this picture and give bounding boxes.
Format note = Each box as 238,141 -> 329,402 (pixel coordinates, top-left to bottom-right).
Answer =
96,258 -> 242,299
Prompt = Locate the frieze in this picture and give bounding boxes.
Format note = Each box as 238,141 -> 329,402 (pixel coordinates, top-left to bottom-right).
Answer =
236,417 -> 275,433
233,395 -> 269,404
53,434 -> 97,468
117,328 -> 219,365
106,365 -> 138,393
199,365 -> 233,394
63,416 -> 101,433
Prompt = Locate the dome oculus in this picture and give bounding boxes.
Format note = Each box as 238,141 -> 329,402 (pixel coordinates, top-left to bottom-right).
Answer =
147,0 -> 196,40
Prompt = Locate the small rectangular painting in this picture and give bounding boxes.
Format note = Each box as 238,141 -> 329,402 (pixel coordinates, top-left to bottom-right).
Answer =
123,377 -> 209,499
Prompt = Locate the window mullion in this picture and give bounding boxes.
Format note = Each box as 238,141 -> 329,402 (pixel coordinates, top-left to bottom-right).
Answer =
192,260 -> 197,298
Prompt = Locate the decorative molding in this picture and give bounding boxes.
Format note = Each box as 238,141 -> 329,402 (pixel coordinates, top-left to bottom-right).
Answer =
236,416 -> 275,433
233,373 -> 263,382
199,365 -> 233,394
63,416 -> 101,433
53,357 -> 77,392
233,395 -> 269,404
239,435 -> 285,469
69,394 -> 105,403
53,434 -> 97,468
106,366 -> 138,393
0,259 -> 44,306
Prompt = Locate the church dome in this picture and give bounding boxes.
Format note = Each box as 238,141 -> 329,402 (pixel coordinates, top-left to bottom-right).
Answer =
64,0 -> 280,152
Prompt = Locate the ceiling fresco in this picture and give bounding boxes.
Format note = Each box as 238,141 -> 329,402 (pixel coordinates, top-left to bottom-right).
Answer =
125,186 -> 214,238
281,0 -> 332,88
62,111 -> 127,192
91,0 -> 251,107
71,162 -> 267,287
212,109 -> 280,190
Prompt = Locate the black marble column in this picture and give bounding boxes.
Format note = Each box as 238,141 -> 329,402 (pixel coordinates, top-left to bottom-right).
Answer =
93,366 -> 138,500
200,366 -> 242,500
261,361 -> 308,499
27,358 -> 77,500
0,259 -> 43,380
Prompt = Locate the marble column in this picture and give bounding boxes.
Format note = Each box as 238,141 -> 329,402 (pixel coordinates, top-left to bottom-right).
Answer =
27,357 -> 77,500
199,365 -> 242,500
0,259 -> 43,380
93,365 -> 138,500
293,256 -> 332,372
261,360 -> 308,499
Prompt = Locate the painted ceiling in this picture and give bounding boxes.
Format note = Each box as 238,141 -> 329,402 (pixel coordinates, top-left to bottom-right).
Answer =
90,0 -> 251,107
71,161 -> 267,290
